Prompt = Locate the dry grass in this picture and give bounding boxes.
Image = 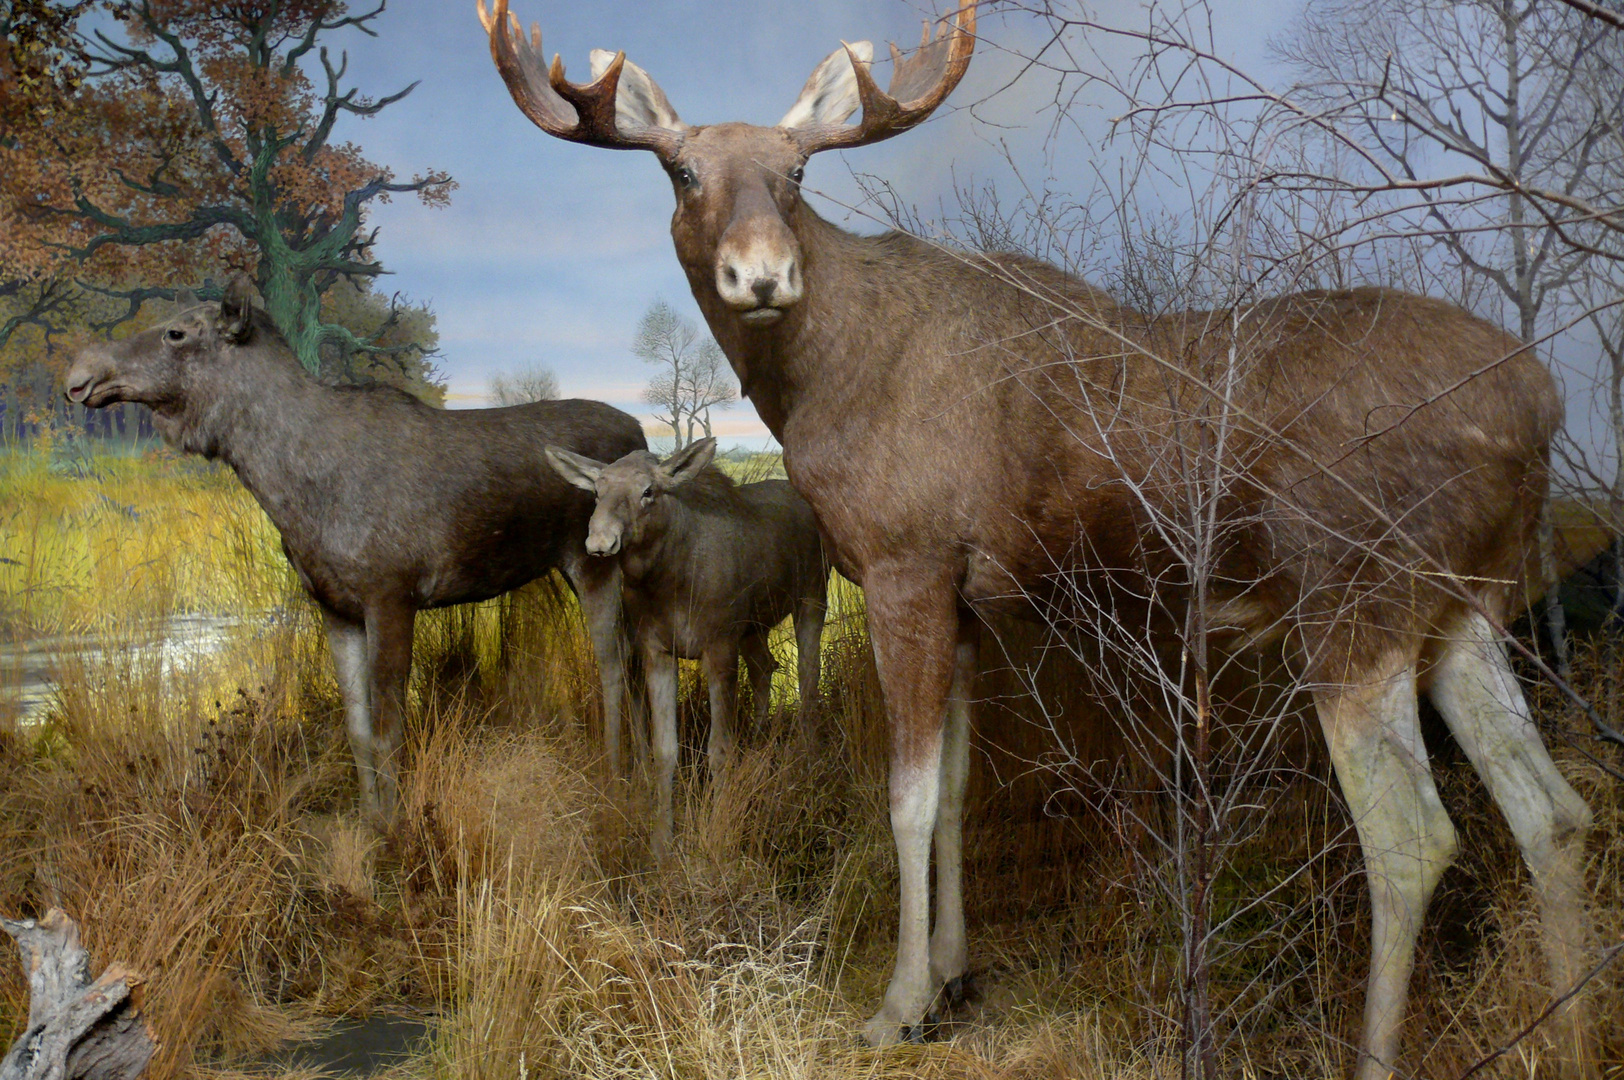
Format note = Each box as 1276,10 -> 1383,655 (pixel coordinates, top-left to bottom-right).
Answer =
1,445 -> 1621,1079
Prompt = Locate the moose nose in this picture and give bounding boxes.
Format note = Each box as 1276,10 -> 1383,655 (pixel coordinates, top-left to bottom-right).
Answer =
714,220 -> 803,314
586,533 -> 621,557
63,349 -> 111,404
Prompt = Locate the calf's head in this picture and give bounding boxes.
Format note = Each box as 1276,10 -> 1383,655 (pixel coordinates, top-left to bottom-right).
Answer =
546,438 -> 718,557
480,0 -> 974,327
64,277 -> 257,412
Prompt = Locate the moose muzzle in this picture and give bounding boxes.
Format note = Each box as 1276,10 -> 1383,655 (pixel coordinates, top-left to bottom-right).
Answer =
63,346 -> 115,406
715,215 -> 803,325
584,513 -> 624,557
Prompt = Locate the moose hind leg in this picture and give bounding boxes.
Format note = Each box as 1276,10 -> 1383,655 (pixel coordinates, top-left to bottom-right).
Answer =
324,610 -> 376,817
1315,660 -> 1458,1080
793,592 -> 827,715
1429,613 -> 1594,1074
741,632 -> 776,733
702,642 -> 740,773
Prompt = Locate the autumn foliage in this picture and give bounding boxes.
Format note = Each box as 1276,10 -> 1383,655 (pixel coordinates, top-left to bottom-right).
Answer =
0,0 -> 452,388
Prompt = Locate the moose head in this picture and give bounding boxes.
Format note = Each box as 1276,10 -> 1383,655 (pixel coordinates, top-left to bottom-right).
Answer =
477,0 -> 974,328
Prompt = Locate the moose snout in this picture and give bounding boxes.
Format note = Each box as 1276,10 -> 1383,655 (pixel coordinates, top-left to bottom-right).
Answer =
64,349 -> 113,405
715,221 -> 803,323
585,521 -> 623,557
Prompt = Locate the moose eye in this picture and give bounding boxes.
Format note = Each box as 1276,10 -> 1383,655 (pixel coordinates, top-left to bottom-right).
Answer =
789,165 -> 805,184
673,165 -> 698,191
165,328 -> 186,343
641,486 -> 655,503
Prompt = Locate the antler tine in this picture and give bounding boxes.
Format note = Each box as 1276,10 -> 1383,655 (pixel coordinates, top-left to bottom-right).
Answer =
479,0 -> 680,156
792,0 -> 977,156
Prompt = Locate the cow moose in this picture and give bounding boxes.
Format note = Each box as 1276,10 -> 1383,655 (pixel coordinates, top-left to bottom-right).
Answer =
64,279 -> 647,821
546,437 -> 829,858
481,3 -> 1596,1076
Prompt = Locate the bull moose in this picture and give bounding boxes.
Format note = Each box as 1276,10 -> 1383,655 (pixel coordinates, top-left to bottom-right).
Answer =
481,3 -> 1596,1075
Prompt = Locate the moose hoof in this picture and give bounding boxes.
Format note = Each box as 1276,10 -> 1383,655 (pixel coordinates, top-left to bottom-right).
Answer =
862,1004 -> 933,1047
941,973 -> 972,1007
861,1011 -> 921,1047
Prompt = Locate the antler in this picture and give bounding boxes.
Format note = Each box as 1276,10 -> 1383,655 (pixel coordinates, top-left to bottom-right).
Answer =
477,0 -> 682,156
791,0 -> 977,156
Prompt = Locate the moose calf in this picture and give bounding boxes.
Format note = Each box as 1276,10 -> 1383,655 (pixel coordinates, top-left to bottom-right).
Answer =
546,437 -> 828,855
64,278 -> 646,821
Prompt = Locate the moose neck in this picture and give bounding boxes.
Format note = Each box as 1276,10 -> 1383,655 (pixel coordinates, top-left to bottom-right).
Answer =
685,208 -> 886,440
161,338 -> 337,510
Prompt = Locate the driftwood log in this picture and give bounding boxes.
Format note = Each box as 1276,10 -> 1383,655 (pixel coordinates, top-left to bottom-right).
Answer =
1,910 -> 155,1080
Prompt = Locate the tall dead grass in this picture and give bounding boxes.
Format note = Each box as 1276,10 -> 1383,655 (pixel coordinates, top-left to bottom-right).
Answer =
1,447 -> 1620,1079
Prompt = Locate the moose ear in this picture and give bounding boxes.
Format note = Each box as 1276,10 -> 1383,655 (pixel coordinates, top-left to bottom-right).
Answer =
589,48 -> 687,135
174,288 -> 200,309
545,445 -> 605,492
217,276 -> 255,344
779,41 -> 874,128
658,437 -> 716,487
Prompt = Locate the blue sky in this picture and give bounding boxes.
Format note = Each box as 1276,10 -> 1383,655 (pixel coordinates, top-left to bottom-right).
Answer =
321,0 -> 1300,445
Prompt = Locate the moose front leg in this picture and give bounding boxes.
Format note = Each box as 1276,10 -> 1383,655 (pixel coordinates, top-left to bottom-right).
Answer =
568,555 -> 631,776
861,569 -> 960,1046
930,613 -> 978,999
324,609 -> 378,817
644,640 -> 680,862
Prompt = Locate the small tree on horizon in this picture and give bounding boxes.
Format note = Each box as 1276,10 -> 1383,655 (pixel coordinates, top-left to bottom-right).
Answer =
487,362 -> 560,406
633,298 -> 736,449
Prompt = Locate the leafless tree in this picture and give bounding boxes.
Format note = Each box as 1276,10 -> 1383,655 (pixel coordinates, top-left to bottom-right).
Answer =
1273,0 -> 1624,675
487,363 -> 560,405
633,298 -> 736,449
1573,241 -> 1624,628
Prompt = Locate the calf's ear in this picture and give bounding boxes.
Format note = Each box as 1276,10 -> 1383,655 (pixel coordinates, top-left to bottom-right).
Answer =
217,275 -> 255,344
174,288 -> 200,309
545,445 -> 606,492
658,437 -> 716,487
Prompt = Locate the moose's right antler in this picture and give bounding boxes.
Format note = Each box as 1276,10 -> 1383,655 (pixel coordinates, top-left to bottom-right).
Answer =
477,0 -> 682,157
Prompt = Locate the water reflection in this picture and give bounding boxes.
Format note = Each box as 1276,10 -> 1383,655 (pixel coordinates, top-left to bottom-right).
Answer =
0,612 -> 259,727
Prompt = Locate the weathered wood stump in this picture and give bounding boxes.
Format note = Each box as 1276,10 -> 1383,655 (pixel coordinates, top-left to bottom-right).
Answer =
1,910 -> 156,1080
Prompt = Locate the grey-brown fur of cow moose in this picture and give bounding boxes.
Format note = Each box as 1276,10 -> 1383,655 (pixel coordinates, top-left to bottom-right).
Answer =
63,278 -> 646,820
489,5 -> 1596,1077
546,437 -> 829,858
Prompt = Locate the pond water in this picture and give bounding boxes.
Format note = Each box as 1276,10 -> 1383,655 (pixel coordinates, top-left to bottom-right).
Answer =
0,612 -> 259,727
